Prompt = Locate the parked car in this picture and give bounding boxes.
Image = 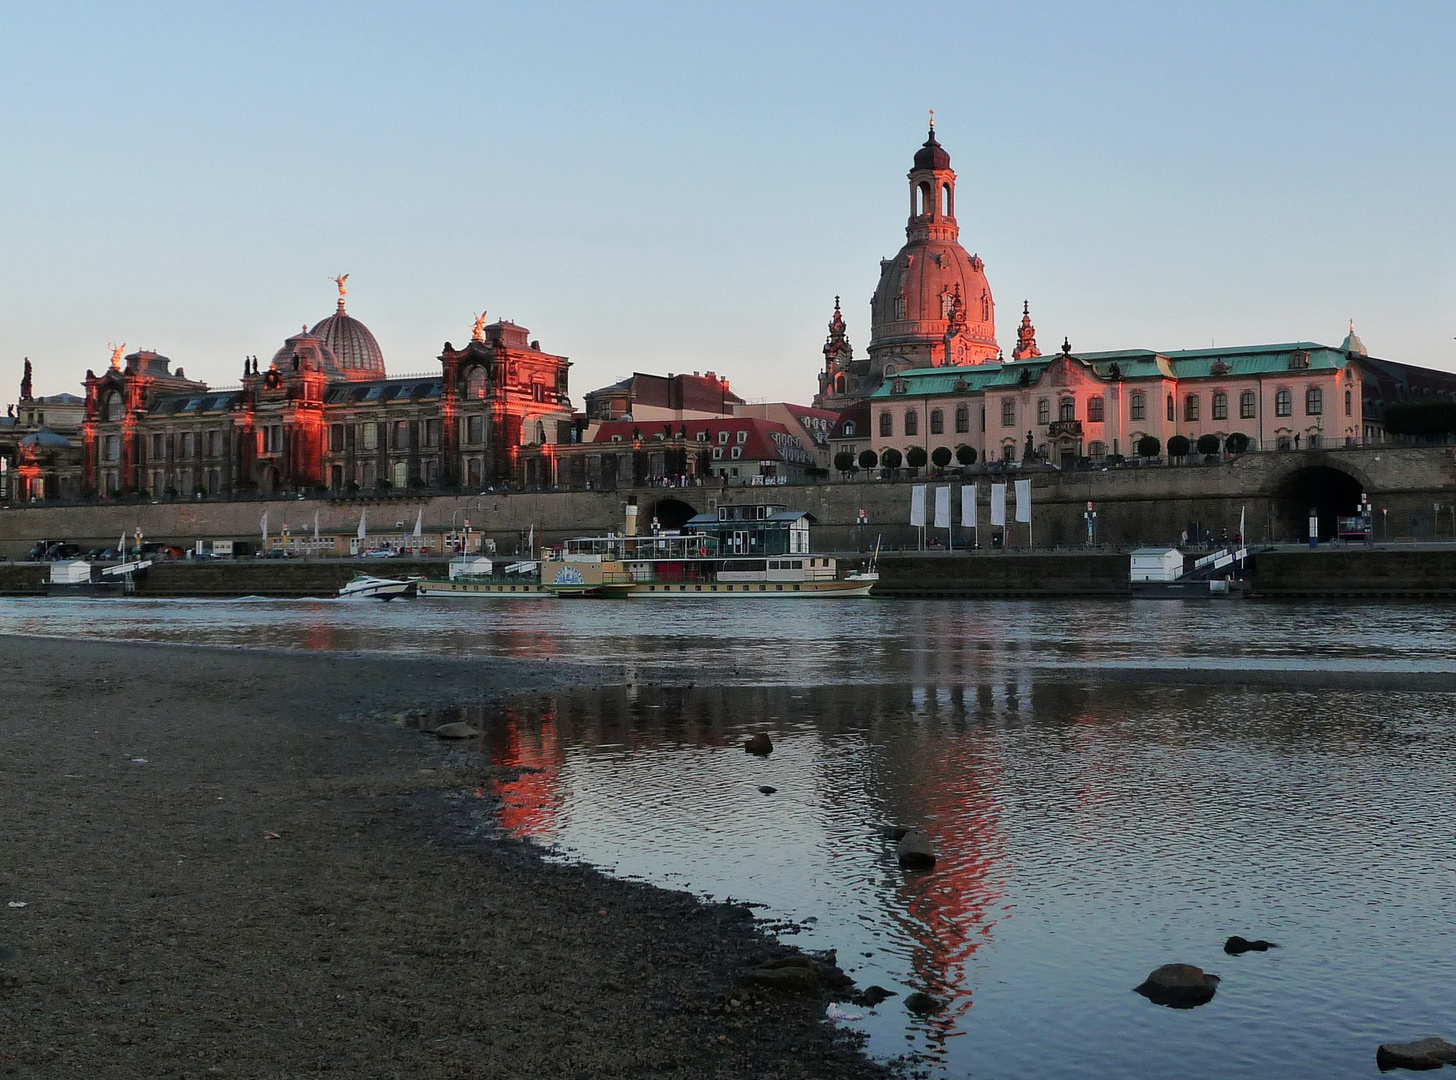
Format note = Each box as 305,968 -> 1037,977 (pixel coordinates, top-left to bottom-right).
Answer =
26,541 -> 57,561
84,548 -> 105,561
363,547 -> 398,558
99,548 -> 120,561
45,543 -> 81,561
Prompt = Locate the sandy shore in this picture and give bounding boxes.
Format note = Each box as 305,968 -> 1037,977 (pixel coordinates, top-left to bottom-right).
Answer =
0,638 -> 891,1079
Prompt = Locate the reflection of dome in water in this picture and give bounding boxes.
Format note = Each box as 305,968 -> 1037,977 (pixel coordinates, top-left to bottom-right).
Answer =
308,289 -> 386,379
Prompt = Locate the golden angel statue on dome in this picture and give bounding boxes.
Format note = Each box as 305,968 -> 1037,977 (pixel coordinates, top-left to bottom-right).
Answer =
472,311 -> 488,341
331,273 -> 349,298
108,342 -> 126,369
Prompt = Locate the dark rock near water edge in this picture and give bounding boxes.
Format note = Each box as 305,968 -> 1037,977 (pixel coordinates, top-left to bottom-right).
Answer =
1133,964 -> 1220,1008
1376,1038 -> 1456,1072
856,985 -> 896,1007
904,991 -> 944,1016
430,722 -> 478,739
743,732 -> 773,756
743,951 -> 854,997
895,829 -> 937,869
1224,935 -> 1277,955
758,785 -> 777,795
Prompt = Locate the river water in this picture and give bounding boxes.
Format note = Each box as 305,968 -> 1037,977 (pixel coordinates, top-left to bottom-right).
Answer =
6,595 -> 1455,1078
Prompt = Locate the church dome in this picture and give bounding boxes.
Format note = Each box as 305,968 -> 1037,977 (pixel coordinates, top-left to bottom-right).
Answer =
913,127 -> 950,171
1340,321 -> 1368,357
309,305 -> 386,379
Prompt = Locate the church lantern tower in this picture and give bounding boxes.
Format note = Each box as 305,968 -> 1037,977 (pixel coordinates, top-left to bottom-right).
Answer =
868,116 -> 999,378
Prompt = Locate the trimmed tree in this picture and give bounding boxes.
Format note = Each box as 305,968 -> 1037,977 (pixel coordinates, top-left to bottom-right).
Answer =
1225,432 -> 1250,454
1136,434 -> 1161,459
956,444 -> 977,466
881,447 -> 903,471
1167,434 -> 1191,459
858,449 -> 879,470
905,446 -> 928,473
1196,434 -> 1221,456
931,446 -> 953,470
833,451 -> 856,475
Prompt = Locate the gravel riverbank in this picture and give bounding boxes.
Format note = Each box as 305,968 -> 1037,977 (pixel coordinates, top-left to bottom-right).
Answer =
0,637 -> 892,1079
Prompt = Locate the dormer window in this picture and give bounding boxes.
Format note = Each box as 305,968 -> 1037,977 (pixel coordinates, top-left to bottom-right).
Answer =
719,431 -> 730,444
696,430 -> 708,442
1291,350 -> 1310,370
737,430 -> 748,444
891,378 -> 908,395
843,421 -> 855,436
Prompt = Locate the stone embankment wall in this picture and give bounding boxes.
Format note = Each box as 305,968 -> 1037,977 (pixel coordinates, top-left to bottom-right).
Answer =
1253,549 -> 1456,598
0,446 -> 1451,559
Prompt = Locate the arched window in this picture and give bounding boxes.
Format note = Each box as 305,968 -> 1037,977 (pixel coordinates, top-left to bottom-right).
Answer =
941,182 -> 952,217
917,181 -> 932,216
1059,399 -> 1075,422
1184,394 -> 1199,422
1166,394 -> 1176,422
1088,441 -> 1106,459
1130,393 -> 1146,421
879,412 -> 892,437
954,406 -> 969,433
1212,392 -> 1227,420
392,461 -> 408,488
1087,396 -> 1105,423
1002,400 -> 1016,427
103,393 -> 122,423
1305,387 -> 1323,415
1037,399 -> 1050,425
1240,390 -> 1256,419
834,374 -> 845,395
929,409 -> 943,434
904,410 -> 918,436
894,294 -> 907,320
1345,389 -> 1353,416
535,420 -> 547,443
465,367 -> 488,400
981,293 -> 990,321
1275,389 -> 1292,417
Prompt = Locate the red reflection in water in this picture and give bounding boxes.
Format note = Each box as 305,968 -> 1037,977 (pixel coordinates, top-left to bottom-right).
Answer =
489,704 -> 565,841
890,725 -> 1006,1047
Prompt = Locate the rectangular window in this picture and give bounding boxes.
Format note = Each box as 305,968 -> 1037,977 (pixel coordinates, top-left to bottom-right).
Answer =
954,406 -> 969,433
1166,395 -> 1176,422
330,424 -> 345,452
1240,391 -> 1256,419
1130,394 -> 1146,421
1212,392 -> 1227,420
1087,397 -> 1104,423
1037,399 -> 1050,425
394,421 -> 409,449
1184,395 -> 1199,422
904,410 -> 918,436
362,422 -> 378,450
1305,387 -> 1323,415
879,412 -> 892,437
207,430 -> 223,457
182,432 -> 196,458
1275,390 -> 1292,417
103,435 -> 120,462
466,416 -> 484,443
1002,400 -> 1015,427
929,409 -> 943,434
1345,389 -> 1352,416
151,434 -> 165,459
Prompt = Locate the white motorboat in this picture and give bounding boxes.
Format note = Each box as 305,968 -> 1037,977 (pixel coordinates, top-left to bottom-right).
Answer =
337,573 -> 417,601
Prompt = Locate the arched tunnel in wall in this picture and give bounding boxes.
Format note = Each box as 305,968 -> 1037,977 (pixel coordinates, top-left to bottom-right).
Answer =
646,497 -> 699,531
1272,465 -> 1365,541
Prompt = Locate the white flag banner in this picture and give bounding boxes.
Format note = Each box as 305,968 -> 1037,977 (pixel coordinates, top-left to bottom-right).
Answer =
1015,479 -> 1032,523
356,509 -> 367,541
933,486 -> 951,529
990,484 -> 1007,527
413,508 -> 423,538
260,512 -> 268,543
962,484 -> 977,529
910,485 -> 927,527
313,510 -> 320,541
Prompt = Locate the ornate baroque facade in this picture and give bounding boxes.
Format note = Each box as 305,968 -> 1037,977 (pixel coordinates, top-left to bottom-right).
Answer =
81,286 -> 573,497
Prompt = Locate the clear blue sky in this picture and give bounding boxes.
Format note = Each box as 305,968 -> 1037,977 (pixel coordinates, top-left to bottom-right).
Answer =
2,1 -> 1453,404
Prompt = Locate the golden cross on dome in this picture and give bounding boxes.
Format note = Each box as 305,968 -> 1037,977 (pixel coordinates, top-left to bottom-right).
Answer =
929,108 -> 935,131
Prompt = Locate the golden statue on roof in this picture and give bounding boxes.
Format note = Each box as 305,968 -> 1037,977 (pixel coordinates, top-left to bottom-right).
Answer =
472,311 -> 488,342
108,342 -> 126,369
331,273 -> 349,312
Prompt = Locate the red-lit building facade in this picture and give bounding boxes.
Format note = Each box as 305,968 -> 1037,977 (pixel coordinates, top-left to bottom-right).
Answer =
81,290 -> 573,497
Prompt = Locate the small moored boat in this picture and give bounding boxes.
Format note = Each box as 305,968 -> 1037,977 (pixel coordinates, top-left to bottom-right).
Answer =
337,573 -> 417,601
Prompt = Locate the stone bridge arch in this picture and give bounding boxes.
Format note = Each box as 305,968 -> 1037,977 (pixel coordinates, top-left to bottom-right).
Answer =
1265,455 -> 1371,541
644,496 -> 699,532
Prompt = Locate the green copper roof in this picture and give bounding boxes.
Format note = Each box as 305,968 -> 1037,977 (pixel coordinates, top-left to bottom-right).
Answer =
868,342 -> 1349,400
